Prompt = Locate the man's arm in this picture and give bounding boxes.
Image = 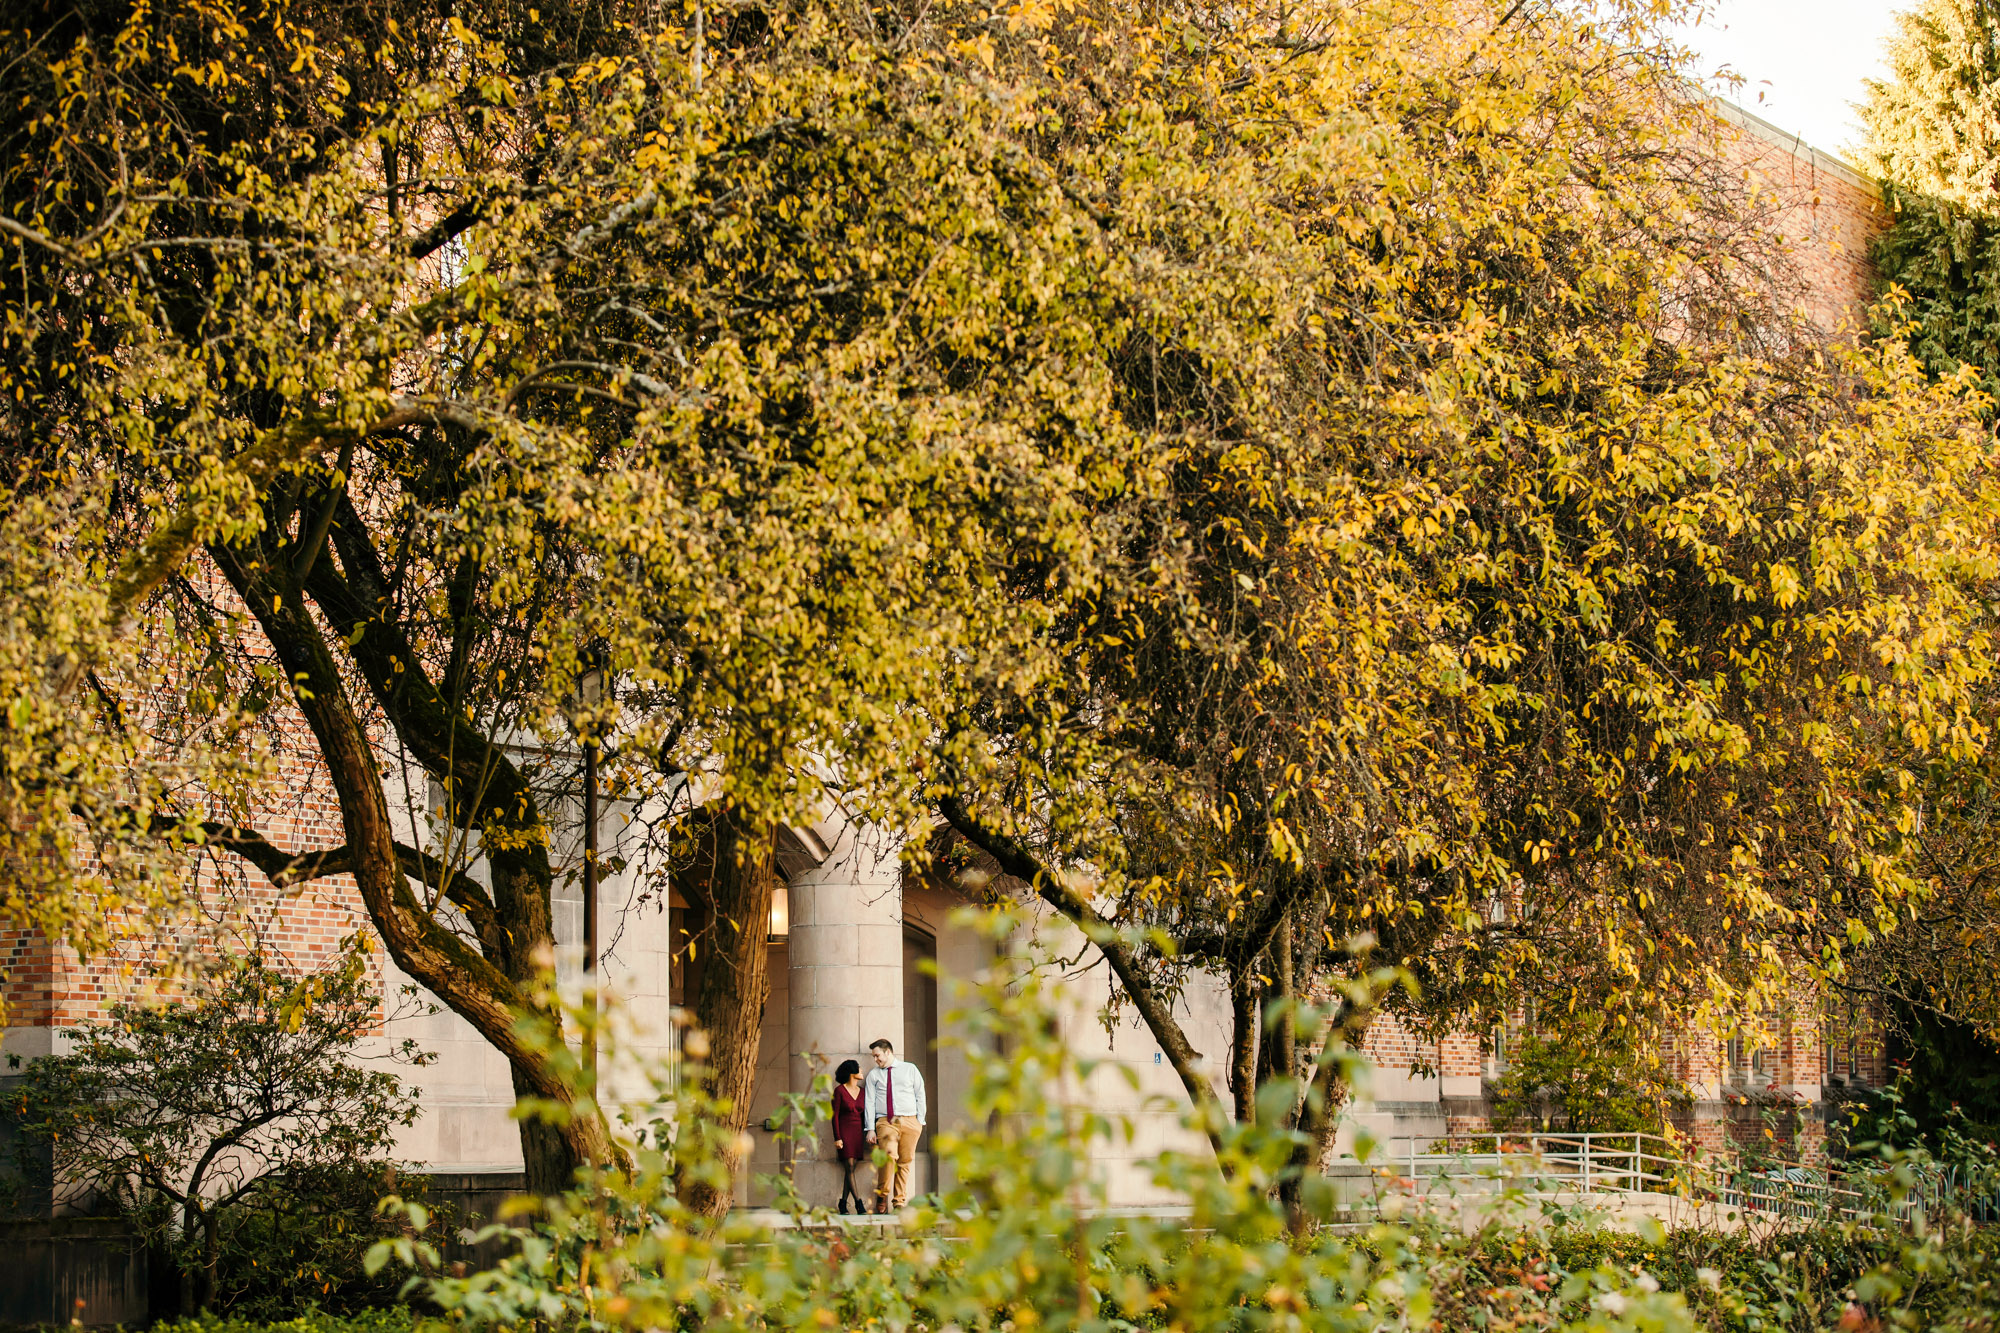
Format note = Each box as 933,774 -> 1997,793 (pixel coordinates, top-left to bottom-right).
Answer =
910,1062 -> 927,1126
863,1069 -> 881,1132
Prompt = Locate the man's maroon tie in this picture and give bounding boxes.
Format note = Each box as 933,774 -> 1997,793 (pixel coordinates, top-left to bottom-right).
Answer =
885,1068 -> 895,1118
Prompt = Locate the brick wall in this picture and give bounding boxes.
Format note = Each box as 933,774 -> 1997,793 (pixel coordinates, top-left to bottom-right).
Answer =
1715,100 -> 1889,332
1,726 -> 377,1044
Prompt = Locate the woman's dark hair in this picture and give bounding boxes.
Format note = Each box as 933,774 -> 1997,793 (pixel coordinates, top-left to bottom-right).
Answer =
834,1059 -> 861,1085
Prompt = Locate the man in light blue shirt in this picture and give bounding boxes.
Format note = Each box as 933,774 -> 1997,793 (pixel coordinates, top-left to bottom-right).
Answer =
862,1037 -> 926,1212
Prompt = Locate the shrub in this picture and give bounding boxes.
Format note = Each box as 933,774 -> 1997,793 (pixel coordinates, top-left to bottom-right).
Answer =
204,1165 -> 451,1318
150,1307 -> 422,1333
1454,1219 -> 2000,1332
4,944 -> 425,1312
1490,1013 -> 1691,1135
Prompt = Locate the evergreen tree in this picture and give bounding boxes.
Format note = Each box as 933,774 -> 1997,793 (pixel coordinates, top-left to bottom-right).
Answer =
1862,0 -> 2000,393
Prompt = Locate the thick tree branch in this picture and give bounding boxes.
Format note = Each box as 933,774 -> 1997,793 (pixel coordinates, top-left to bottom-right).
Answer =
407,200 -> 482,260
48,399 -> 460,706
205,542 -> 570,1099
301,508 -> 553,977
938,792 -> 1229,1149
197,825 -> 356,886
288,439 -> 353,587
189,822 -> 499,942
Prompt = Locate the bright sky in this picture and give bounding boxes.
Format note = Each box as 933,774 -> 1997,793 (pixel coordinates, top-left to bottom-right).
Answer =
1670,1 -> 1906,161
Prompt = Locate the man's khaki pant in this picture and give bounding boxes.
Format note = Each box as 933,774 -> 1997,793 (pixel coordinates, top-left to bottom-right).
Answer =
873,1115 -> 921,1209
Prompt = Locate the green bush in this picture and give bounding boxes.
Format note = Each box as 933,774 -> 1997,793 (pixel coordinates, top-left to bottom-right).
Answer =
1454,1206 -> 2000,1332
149,1308 -> 422,1333
4,946 -> 424,1313
203,1165 -> 453,1318
1837,1065 -> 2000,1167
1489,1013 -> 1691,1135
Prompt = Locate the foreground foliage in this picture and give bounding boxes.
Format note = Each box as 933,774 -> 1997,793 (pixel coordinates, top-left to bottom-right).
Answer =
154,1311 -> 421,1333
334,915 -> 1998,1333
179,1214 -> 2000,1333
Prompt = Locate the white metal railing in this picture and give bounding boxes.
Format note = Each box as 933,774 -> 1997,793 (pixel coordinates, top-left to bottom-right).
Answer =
1376,1131 -> 1685,1198
1368,1131 -> 2000,1224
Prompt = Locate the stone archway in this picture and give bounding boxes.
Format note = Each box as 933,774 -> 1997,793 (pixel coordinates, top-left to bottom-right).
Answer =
903,923 -> 939,1197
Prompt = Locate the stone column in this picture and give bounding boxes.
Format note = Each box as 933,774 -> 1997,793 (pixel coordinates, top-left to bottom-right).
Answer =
784,817 -> 904,1202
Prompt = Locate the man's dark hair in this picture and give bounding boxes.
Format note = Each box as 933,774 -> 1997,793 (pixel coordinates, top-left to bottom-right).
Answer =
869,1038 -> 895,1053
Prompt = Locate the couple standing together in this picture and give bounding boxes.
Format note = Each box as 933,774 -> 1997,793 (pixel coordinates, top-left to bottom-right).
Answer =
829,1037 -> 926,1214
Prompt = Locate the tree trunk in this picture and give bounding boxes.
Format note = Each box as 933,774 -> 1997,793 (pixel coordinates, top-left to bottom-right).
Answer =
1288,1000 -> 1378,1234
1254,914 -> 1299,1110
515,1066 -> 586,1196
682,805 -> 778,1218
1266,914 -> 1310,1215
195,1208 -> 219,1312
1275,914 -> 1297,1091
1230,967 -> 1259,1125
212,539 -> 618,1194
486,847 -> 604,1194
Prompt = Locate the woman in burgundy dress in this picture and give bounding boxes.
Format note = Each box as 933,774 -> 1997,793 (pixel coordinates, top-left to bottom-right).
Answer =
830,1058 -> 868,1213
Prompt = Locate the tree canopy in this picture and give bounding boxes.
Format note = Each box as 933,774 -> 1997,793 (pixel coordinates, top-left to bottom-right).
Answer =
3,0 -> 1995,1210
1851,0 -> 2000,1100
932,0 -> 2000,1176
1,0 -> 1386,1197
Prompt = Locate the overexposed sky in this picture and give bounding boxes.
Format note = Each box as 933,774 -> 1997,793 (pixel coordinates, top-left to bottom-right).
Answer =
1671,1 -> 1906,160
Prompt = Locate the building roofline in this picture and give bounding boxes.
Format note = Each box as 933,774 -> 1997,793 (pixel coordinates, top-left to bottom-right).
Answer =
1709,97 -> 1878,197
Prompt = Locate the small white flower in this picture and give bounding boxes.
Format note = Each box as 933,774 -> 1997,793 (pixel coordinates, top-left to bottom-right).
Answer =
1636,1273 -> 1660,1293
1697,1267 -> 1723,1292
1599,1291 -> 1629,1315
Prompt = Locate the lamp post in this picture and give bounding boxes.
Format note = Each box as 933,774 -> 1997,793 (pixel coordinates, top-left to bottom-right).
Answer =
578,657 -> 604,1084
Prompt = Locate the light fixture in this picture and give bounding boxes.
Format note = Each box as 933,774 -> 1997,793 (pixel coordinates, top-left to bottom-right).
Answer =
768,884 -> 790,942
575,646 -> 607,1081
